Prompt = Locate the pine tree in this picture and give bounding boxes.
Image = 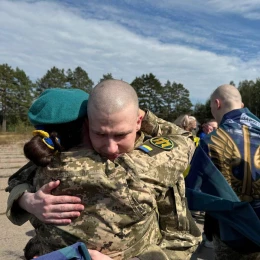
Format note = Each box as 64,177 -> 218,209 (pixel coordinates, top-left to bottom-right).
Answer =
161,81 -> 192,121
99,73 -> 114,83
131,73 -> 163,114
67,67 -> 94,92
36,66 -> 67,94
0,64 -> 33,131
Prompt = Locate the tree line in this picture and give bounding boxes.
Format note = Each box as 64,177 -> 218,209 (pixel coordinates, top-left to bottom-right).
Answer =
0,63 -> 259,132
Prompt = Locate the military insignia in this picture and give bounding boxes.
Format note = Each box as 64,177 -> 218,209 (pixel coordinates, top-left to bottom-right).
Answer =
209,128 -> 241,186
149,137 -> 174,150
137,136 -> 176,156
138,144 -> 153,153
254,146 -> 260,169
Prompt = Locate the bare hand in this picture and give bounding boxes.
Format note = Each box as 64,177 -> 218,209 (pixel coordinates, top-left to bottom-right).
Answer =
202,124 -> 213,134
18,180 -> 84,225
88,250 -> 113,260
88,250 -> 139,260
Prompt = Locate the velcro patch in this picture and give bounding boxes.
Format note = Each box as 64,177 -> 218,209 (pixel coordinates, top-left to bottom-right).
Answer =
149,137 -> 175,150
138,136 -> 176,156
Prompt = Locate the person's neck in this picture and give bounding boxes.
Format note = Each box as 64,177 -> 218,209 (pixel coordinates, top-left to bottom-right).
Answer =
220,106 -> 243,124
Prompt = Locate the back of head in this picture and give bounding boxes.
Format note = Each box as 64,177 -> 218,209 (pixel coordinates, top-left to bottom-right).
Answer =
87,79 -> 139,118
174,114 -> 197,132
211,84 -> 242,110
210,84 -> 243,124
25,88 -> 89,166
28,88 -> 89,125
24,133 -> 61,167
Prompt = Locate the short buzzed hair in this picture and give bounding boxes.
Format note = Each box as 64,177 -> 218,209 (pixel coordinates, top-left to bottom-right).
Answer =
88,79 -> 139,115
210,84 -> 242,107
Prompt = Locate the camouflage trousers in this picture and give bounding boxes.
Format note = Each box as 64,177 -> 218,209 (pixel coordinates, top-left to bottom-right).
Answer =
213,235 -> 260,260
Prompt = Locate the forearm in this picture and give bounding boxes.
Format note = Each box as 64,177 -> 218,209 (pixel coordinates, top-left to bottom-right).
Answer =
6,183 -> 33,225
141,110 -> 189,136
6,161 -> 37,192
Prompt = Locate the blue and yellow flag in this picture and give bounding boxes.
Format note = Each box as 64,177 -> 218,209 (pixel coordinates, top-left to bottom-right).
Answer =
36,242 -> 91,260
185,144 -> 260,247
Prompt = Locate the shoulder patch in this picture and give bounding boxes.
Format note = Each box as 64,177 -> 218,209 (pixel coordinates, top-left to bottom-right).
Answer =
138,144 -> 153,153
137,136 -> 177,156
150,137 -> 175,150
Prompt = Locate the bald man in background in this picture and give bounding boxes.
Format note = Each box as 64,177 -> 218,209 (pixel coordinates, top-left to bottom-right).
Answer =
7,80 -> 201,259
187,84 -> 260,259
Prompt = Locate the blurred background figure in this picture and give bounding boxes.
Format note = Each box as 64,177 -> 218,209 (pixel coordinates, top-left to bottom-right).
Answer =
174,114 -> 197,133
197,119 -> 218,139
174,114 -> 199,147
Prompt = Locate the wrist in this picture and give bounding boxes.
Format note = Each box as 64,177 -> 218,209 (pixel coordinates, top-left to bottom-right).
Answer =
17,191 -> 33,214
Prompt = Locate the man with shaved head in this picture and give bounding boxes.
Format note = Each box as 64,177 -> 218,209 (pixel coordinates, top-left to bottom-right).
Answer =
7,80 -> 201,259
87,80 -> 142,161
210,84 -> 244,125
186,84 -> 260,259
86,80 -> 201,259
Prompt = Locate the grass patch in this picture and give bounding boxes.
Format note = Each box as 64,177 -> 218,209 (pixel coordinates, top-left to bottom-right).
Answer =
0,133 -> 32,145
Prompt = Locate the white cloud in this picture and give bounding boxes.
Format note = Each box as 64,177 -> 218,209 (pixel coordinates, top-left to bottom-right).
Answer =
1,0 -> 260,103
146,0 -> 260,20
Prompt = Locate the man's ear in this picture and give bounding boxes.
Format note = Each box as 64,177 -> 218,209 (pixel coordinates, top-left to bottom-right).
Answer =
241,102 -> 244,108
138,109 -> 146,119
136,114 -> 143,131
215,99 -> 221,109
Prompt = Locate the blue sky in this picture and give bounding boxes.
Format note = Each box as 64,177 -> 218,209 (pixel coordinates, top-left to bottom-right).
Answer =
1,0 -> 260,103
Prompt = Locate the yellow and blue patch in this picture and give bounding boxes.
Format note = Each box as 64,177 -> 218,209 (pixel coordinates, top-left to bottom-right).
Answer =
138,144 -> 153,153
138,136 -> 176,156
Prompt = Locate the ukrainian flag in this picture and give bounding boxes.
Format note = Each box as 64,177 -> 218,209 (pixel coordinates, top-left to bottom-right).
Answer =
36,242 -> 91,260
185,145 -> 260,248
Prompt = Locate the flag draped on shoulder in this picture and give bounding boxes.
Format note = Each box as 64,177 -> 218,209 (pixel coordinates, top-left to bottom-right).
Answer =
36,242 -> 91,260
185,144 -> 260,247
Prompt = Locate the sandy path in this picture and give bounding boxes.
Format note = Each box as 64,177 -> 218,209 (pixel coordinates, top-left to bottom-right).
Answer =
0,142 -> 32,260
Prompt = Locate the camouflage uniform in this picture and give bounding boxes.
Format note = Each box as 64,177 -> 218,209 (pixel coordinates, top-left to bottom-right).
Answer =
6,111 -> 201,260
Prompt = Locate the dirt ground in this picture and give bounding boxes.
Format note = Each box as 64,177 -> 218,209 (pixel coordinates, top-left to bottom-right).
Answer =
0,142 -> 33,260
0,140 -> 213,260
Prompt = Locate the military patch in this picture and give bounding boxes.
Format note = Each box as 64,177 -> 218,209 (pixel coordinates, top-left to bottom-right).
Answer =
138,144 -> 153,153
149,137 -> 174,150
137,136 -> 176,156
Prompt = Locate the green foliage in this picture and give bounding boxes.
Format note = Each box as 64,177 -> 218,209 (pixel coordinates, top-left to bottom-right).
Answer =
7,119 -> 34,133
161,81 -> 193,121
99,73 -> 114,83
193,100 -> 212,124
36,66 -> 94,95
229,80 -> 236,86
2,62 -> 260,133
131,74 -> 193,121
238,79 -> 260,116
131,73 -> 163,114
0,64 -> 33,132
36,66 -> 67,94
67,67 -> 94,92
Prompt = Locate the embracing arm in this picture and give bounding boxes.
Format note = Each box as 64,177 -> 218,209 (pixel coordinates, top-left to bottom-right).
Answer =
6,161 -> 37,192
140,110 -> 190,137
6,180 -> 84,225
6,162 -> 37,225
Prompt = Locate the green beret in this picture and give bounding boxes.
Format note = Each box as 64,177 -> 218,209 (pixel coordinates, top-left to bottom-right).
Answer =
28,88 -> 89,125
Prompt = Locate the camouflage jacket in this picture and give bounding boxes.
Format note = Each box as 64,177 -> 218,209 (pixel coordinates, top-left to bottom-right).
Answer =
6,111 -> 201,260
